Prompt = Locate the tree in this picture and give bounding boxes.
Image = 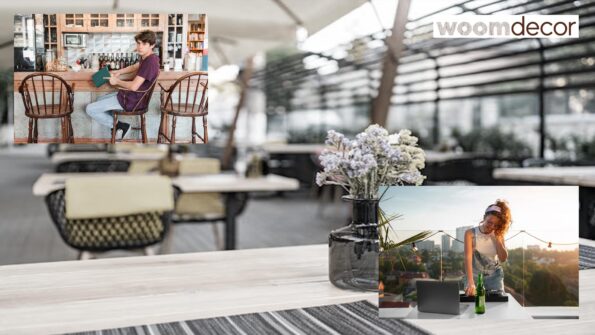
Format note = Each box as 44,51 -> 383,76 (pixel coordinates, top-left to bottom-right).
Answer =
526,270 -> 569,306
421,249 -> 430,264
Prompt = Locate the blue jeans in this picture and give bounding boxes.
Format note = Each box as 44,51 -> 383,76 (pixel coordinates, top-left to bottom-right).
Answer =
85,92 -> 123,128
463,267 -> 505,293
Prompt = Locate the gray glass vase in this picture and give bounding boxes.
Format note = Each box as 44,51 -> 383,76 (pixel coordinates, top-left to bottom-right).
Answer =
328,197 -> 379,291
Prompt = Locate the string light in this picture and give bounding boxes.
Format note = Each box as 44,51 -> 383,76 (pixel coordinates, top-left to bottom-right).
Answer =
399,229 -> 576,248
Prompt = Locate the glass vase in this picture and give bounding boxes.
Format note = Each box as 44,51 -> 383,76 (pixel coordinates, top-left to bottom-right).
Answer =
329,197 -> 379,291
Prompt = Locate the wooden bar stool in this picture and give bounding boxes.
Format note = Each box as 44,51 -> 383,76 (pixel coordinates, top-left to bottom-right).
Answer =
18,73 -> 75,143
157,72 -> 208,144
111,76 -> 159,144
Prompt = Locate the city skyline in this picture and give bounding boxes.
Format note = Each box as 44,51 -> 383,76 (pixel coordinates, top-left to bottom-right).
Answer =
380,186 -> 579,251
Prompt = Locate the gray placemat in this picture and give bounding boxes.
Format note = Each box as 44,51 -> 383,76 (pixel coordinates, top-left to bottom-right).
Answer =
67,300 -> 432,335
580,244 -> 595,269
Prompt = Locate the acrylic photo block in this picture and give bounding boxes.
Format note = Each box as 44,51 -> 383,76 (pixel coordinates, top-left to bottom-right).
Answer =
13,13 -> 208,144
378,186 -> 579,320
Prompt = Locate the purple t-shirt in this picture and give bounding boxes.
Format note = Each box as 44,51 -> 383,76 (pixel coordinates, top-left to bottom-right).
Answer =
117,54 -> 159,111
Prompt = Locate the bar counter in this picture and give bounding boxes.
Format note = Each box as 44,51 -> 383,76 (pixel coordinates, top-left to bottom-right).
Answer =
13,70 -> 207,143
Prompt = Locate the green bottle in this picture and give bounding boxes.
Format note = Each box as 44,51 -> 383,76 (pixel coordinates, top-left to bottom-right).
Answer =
475,272 -> 486,314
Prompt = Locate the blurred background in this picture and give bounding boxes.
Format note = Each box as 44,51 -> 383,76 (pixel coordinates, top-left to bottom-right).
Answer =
1,0 -> 594,266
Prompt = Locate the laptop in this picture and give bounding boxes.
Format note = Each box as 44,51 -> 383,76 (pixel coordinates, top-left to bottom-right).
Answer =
416,280 -> 461,315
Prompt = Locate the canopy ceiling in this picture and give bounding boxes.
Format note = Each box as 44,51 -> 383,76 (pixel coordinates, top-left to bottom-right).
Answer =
0,0 -> 366,69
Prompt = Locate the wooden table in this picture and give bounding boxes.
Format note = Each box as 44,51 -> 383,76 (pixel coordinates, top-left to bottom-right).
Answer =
494,167 -> 595,239
424,150 -> 476,164
33,173 -> 300,249
1,244 -> 594,335
0,244 -> 375,335
380,293 -> 532,319
262,143 -> 328,154
50,151 -> 167,165
493,167 -> 595,187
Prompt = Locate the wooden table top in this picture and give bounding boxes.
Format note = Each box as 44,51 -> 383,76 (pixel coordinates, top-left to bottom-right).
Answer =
0,244 -> 375,335
51,151 -> 168,164
13,71 -> 206,92
33,172 -> 300,196
1,244 -> 593,334
262,143 -> 328,154
423,150 -> 476,163
493,166 -> 595,187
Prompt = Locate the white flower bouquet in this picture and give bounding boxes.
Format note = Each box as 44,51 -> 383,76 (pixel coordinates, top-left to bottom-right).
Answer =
316,124 -> 426,199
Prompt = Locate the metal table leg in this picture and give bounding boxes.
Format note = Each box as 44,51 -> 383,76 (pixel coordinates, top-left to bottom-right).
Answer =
224,192 -> 245,250
580,186 -> 595,239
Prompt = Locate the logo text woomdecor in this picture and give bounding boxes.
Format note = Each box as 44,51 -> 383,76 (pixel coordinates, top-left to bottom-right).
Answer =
433,15 -> 579,39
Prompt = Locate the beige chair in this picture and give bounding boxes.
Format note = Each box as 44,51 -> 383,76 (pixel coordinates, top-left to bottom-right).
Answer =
162,157 -> 226,251
127,160 -> 160,174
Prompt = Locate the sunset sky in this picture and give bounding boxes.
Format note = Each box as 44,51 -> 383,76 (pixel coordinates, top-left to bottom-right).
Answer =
379,186 -> 579,250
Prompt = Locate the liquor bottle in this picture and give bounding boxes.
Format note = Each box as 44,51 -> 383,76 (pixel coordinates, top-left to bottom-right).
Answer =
110,54 -> 116,70
475,273 -> 486,314
119,53 -> 125,69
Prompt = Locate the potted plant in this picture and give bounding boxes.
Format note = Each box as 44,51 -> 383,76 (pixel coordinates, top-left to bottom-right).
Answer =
316,124 -> 425,291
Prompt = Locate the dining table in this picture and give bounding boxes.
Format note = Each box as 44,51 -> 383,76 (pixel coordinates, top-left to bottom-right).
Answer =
0,244 -> 376,335
50,151 -> 168,165
32,172 -> 300,250
1,242 -> 595,335
493,166 -> 595,187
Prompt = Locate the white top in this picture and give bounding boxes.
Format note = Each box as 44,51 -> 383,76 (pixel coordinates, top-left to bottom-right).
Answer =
474,226 -> 498,261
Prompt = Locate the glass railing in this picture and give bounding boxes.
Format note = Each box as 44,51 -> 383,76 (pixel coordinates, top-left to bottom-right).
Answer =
379,229 -> 579,308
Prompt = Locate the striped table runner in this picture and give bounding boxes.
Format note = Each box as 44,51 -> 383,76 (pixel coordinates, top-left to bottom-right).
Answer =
580,244 -> 595,269
67,301 -> 431,335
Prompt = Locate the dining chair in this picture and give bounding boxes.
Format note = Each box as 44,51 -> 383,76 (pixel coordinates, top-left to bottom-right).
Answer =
55,160 -> 131,173
110,73 -> 159,144
161,157 -> 247,251
18,73 -> 75,143
45,175 -> 177,260
157,72 -> 208,144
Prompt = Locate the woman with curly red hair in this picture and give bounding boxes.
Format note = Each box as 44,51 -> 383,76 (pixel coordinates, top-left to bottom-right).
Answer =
464,200 -> 512,296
